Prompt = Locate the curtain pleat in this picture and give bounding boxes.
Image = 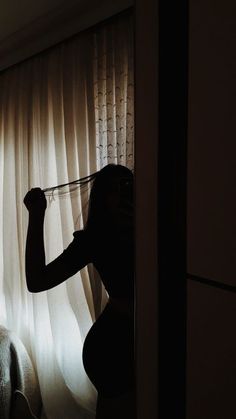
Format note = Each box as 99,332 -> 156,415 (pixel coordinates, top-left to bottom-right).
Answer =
0,12 -> 134,419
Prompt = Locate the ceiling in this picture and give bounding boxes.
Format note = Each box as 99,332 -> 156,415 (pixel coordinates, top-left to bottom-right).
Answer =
0,0 -> 133,71
0,0 -> 75,42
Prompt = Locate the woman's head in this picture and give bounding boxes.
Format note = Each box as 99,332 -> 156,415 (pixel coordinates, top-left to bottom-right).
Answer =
86,164 -> 133,232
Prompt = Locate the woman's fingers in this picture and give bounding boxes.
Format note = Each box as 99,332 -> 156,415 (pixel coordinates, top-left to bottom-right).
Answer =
24,188 -> 47,212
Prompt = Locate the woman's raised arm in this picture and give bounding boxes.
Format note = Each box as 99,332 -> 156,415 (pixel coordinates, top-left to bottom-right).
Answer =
24,188 -> 90,292
24,188 -> 48,292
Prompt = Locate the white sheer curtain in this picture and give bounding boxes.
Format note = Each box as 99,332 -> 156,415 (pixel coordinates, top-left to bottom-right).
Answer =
0,12 -> 134,419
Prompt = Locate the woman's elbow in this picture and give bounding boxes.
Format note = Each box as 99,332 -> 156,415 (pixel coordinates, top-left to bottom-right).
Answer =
26,272 -> 46,293
27,284 -> 41,293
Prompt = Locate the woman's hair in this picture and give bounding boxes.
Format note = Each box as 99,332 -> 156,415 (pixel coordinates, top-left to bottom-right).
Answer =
85,164 -> 133,231
43,163 -> 133,230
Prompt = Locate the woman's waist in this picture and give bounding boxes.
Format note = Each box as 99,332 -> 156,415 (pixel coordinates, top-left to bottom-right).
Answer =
108,296 -> 134,317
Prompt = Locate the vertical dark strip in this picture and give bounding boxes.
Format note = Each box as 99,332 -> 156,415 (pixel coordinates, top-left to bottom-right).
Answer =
135,0 -> 158,417
158,1 -> 189,418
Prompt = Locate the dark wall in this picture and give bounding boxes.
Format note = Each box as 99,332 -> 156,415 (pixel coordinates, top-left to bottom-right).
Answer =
187,0 -> 236,417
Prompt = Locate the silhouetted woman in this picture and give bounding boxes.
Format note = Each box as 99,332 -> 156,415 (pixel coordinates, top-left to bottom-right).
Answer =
24,164 -> 135,419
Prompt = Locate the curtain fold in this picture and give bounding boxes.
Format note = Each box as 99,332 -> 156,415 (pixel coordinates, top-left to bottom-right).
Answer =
0,12 -> 134,419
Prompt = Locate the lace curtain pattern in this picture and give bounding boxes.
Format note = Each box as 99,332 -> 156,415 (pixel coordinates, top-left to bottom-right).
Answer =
0,12 -> 134,419
93,17 -> 134,170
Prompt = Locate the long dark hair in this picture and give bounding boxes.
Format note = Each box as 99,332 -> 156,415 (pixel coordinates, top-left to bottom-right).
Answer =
85,164 -> 133,232
43,164 -> 133,231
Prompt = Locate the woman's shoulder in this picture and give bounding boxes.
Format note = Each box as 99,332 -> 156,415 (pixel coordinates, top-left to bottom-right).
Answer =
73,228 -> 93,241
72,229 -> 95,251
62,229 -> 93,264
73,229 -> 85,239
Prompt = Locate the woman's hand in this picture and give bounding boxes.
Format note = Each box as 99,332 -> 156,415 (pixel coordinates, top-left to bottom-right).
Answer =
24,188 -> 47,214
